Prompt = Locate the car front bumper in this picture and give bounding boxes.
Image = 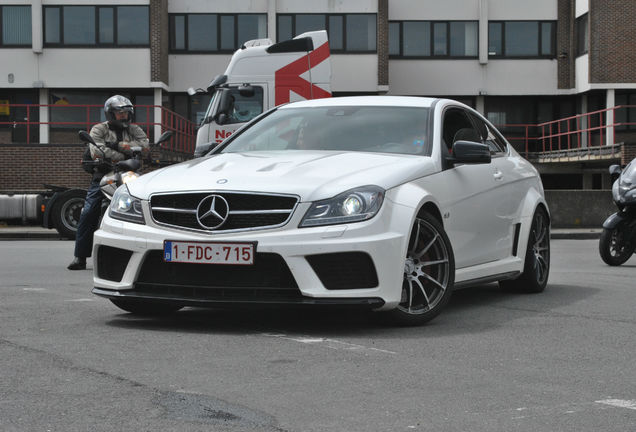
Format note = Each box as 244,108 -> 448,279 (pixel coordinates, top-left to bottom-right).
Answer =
92,198 -> 414,311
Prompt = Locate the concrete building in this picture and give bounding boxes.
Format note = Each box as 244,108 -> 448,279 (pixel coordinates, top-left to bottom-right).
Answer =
0,0 -> 635,184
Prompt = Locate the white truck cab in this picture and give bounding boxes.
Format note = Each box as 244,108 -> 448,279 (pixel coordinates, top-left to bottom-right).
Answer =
189,30 -> 332,157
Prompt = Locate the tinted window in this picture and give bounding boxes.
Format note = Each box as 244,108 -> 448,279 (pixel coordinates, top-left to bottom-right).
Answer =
347,15 -> 376,51
329,15 -> 343,50
2,6 -> 31,45
117,6 -> 148,45
220,15 -> 235,50
505,22 -> 539,56
99,8 -> 114,44
188,15 -> 217,51
450,22 -> 478,56
63,6 -> 95,45
388,22 -> 400,56
576,14 -> 588,56
296,15 -> 325,34
44,7 -> 60,44
238,15 -> 266,45
433,22 -> 447,55
403,22 -> 430,56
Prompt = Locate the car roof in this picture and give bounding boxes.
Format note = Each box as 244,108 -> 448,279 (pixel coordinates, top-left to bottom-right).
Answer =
279,95 -> 440,109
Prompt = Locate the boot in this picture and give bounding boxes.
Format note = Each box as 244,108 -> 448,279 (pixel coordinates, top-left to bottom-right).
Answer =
67,257 -> 86,270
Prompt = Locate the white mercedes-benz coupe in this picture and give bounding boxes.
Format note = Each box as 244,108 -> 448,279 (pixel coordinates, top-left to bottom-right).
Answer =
92,96 -> 550,325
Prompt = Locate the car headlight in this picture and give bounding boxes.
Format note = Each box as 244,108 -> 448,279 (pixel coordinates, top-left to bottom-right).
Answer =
109,185 -> 145,224
300,185 -> 385,227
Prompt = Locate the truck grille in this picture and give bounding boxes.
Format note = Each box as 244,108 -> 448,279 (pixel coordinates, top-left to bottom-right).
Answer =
150,191 -> 299,232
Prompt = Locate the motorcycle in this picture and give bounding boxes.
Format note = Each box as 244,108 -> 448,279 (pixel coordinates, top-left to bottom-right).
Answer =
79,129 -> 173,203
599,159 -> 636,265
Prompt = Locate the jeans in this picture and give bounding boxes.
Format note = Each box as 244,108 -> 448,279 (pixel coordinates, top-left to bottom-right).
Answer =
73,179 -> 104,258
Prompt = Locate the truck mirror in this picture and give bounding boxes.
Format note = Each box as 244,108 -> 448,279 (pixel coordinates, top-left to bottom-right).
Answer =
239,84 -> 255,97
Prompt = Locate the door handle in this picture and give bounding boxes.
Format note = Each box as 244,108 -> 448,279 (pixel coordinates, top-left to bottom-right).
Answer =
493,170 -> 503,180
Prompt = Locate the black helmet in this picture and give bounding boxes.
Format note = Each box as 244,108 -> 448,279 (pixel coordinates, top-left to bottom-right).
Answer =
104,95 -> 134,128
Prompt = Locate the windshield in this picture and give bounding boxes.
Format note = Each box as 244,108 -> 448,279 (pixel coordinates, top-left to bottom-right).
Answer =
220,106 -> 431,156
203,86 -> 264,125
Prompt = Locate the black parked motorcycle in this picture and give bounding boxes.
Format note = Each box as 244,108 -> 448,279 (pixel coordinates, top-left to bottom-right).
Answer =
599,160 -> 636,265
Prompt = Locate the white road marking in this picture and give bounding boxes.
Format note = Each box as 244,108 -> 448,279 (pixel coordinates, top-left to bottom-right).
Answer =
261,333 -> 396,355
22,287 -> 46,292
595,399 -> 636,410
65,298 -> 95,302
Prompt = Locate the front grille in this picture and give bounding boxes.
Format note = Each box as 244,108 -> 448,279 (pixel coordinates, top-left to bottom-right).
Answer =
97,245 -> 132,282
135,250 -> 301,301
150,192 -> 298,232
306,252 -> 379,290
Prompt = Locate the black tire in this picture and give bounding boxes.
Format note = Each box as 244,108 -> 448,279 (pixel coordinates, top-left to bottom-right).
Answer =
51,189 -> 86,240
500,207 -> 550,293
599,224 -> 634,266
110,298 -> 183,316
386,212 -> 455,326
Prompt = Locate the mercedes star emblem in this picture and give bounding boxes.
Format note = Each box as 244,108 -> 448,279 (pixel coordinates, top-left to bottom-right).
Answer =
196,194 -> 230,229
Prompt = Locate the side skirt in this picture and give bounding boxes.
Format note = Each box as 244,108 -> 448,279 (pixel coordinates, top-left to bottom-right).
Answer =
453,271 -> 521,290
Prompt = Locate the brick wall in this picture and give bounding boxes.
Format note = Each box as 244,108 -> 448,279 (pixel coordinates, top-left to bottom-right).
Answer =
590,0 -> 636,83
623,142 -> 636,166
557,0 -> 574,89
150,0 -> 169,85
0,144 -> 88,192
377,0 -> 389,87
0,144 -> 191,193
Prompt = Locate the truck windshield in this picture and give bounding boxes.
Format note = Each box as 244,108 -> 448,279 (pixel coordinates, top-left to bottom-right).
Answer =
206,86 -> 264,125
220,106 -> 432,156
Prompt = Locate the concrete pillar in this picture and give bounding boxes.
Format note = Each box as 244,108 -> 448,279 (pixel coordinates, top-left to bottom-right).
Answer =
606,89 -> 615,146
38,89 -> 48,144
32,0 -> 42,53
476,95 -> 485,115
154,88 -> 162,141
267,0 -> 277,41
478,0 -> 488,65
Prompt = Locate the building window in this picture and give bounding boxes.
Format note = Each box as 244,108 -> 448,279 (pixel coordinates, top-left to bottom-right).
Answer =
276,14 -> 377,53
488,21 -> 556,58
43,5 -> 149,46
389,21 -> 477,58
616,92 -> 636,131
576,14 -> 588,57
169,14 -> 267,53
1,6 -> 32,46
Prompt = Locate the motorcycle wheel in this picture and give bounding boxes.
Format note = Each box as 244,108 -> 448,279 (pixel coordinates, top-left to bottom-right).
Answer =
599,224 -> 634,266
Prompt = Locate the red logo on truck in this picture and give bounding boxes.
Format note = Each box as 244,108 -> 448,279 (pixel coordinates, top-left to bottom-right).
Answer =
215,129 -> 233,143
274,42 -> 332,106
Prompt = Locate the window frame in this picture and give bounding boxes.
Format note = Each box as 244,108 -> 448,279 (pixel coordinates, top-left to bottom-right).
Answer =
488,20 -> 556,59
388,20 -> 479,59
276,13 -> 377,54
43,5 -> 149,48
0,5 -> 32,47
169,13 -> 267,54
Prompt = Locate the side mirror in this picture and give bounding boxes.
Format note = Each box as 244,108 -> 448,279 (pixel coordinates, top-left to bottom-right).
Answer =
79,130 -> 96,145
449,141 -> 491,165
156,130 -> 174,145
187,87 -> 207,96
238,84 -> 255,97
609,164 -> 622,183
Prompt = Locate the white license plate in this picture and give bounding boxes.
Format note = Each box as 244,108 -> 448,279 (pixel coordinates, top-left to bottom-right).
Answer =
163,241 -> 255,265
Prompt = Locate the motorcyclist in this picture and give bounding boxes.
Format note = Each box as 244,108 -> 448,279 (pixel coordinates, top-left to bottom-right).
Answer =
67,95 -> 149,270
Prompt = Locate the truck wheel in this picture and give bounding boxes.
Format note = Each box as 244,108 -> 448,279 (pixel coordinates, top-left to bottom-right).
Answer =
52,189 -> 86,240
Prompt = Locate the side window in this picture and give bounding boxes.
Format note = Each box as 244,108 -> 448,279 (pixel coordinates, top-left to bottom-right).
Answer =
442,108 -> 480,152
469,112 -> 507,154
226,86 -> 264,124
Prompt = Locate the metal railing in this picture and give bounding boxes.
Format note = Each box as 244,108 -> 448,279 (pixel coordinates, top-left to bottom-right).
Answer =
1,102 -> 634,158
0,103 -> 197,154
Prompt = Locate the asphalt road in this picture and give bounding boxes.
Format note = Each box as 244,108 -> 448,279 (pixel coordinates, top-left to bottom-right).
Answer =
1,239 -> 635,432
